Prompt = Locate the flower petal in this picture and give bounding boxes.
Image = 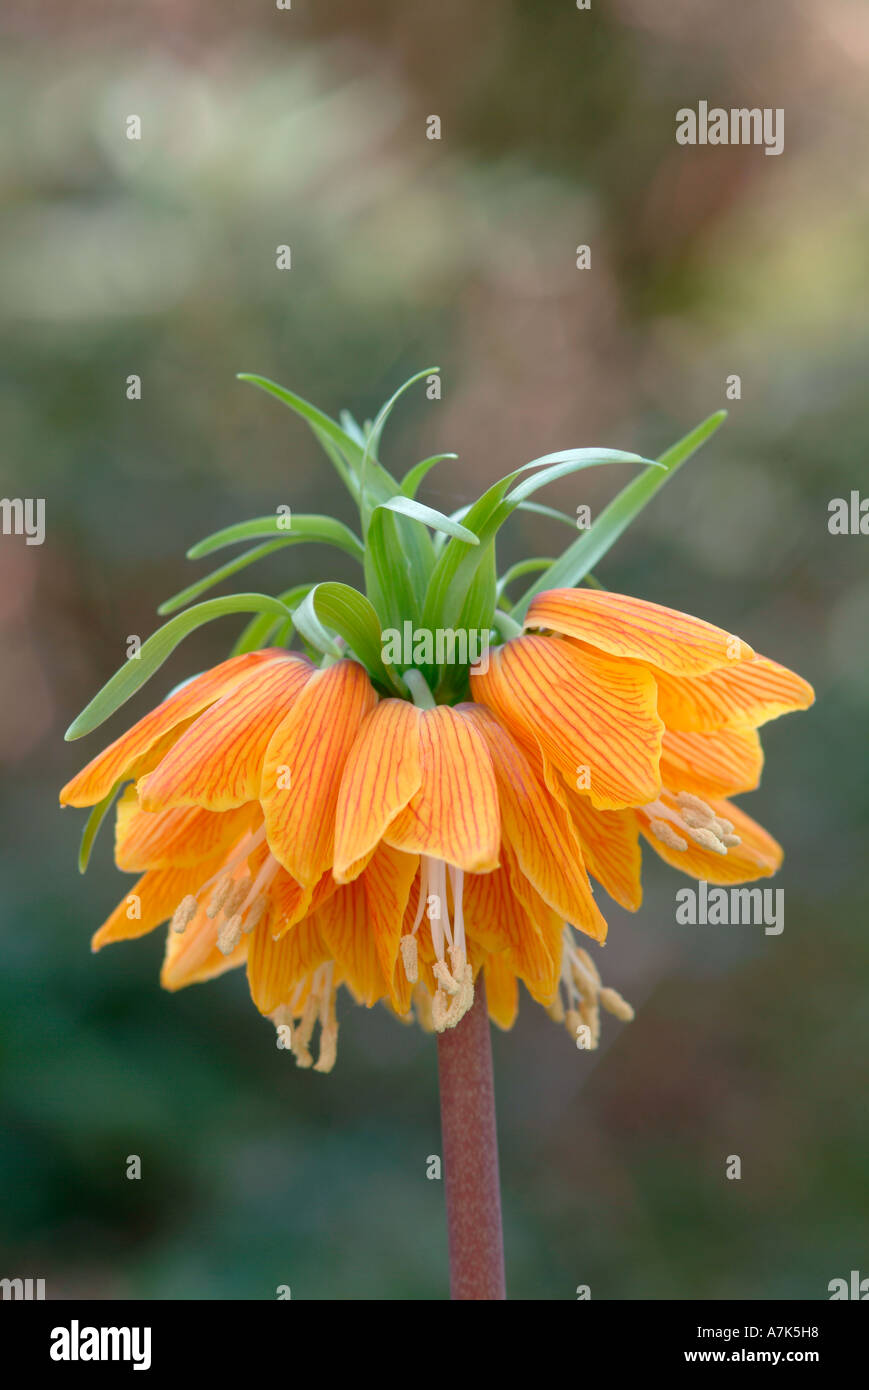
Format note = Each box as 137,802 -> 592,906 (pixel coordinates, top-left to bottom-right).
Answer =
484,953 -> 519,1030
641,796 -> 783,883
161,911 -> 247,991
91,855 -> 226,950
361,842 -> 419,1003
471,634 -> 663,811
138,655 -> 312,812
60,650 -> 283,807
462,704 -> 608,940
662,728 -> 764,798
317,880 -> 388,1007
114,791 -> 258,870
333,699 -> 422,882
462,857 -> 561,992
247,916 -> 330,1015
526,588 -> 752,674
383,705 -> 500,872
261,660 -> 378,888
549,770 -> 642,911
655,656 -> 815,733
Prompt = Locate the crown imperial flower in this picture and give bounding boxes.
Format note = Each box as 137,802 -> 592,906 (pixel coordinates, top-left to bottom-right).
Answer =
61,371 -> 813,1074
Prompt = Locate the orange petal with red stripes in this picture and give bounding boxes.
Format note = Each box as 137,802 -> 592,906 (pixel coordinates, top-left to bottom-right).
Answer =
641,796 -> 782,884
91,854 -> 226,950
161,907 -> 247,991
655,656 -> 815,733
525,588 -> 752,674
471,634 -> 663,811
316,880 -> 388,1007
662,728 -> 764,798
333,699 -> 422,882
462,858 -> 560,992
261,660 -> 378,889
461,703 -> 608,940
60,650 -> 283,808
550,771 -> 642,911
484,953 -> 519,1030
138,655 -> 313,812
114,790 -> 258,870
384,705 -> 500,872
362,842 -> 419,1002
246,915 -> 331,1015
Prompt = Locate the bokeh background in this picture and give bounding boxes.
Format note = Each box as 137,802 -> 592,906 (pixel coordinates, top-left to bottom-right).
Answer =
1,0 -> 867,1299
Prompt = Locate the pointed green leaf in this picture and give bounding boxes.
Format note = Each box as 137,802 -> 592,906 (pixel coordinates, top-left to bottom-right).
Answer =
78,779 -> 124,874
377,495 -> 479,544
510,411 -> 727,620
158,540 -> 297,616
186,513 -> 363,563
400,453 -> 459,498
65,593 -> 292,741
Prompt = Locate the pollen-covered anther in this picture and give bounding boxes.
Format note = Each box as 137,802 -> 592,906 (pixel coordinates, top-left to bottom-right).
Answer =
650,818 -> 689,852
223,876 -> 252,917
292,994 -> 317,1068
206,875 -> 233,919
242,896 -> 268,934
170,894 -> 198,934
314,1021 -> 338,1073
217,914 -> 243,955
399,934 -> 419,984
599,987 -> 635,1021
439,960 -> 474,1031
433,959 -> 461,996
686,825 -> 728,856
676,791 -> 718,825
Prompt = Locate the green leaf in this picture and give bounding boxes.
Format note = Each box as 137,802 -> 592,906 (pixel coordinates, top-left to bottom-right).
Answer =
377,495 -> 479,544
237,374 -> 401,504
400,453 -> 458,498
495,557 -> 555,601
158,540 -> 296,616
422,448 -> 655,643
292,583 -> 403,692
230,584 -> 315,655
65,593 -> 292,741
78,780 -> 124,874
510,411 -> 727,621
186,513 -> 364,563
359,367 -> 437,523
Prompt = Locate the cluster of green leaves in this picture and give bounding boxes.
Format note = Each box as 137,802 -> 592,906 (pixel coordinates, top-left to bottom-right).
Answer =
66,368 -> 726,739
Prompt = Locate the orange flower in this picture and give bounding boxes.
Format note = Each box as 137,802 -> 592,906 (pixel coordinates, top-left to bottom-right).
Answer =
60,586 -> 813,1072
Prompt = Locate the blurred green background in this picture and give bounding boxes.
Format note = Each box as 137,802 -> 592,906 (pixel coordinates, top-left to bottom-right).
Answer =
1,0 -> 867,1299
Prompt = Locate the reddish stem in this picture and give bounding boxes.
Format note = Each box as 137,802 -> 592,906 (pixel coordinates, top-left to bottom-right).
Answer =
436,976 -> 507,1299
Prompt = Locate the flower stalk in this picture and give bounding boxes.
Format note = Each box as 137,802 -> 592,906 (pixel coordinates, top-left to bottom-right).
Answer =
437,976 -> 507,1300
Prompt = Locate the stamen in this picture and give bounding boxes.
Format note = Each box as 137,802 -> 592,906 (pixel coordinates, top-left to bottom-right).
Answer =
676,791 -> 717,824
217,914 -> 243,955
171,894 -> 198,934
243,895 -> 269,933
292,992 -> 317,1068
399,934 -> 419,983
686,825 -> 727,855
599,987 -> 635,1021
433,959 -> 461,995
206,875 -> 233,918
223,876 -> 252,917
650,818 -> 688,852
